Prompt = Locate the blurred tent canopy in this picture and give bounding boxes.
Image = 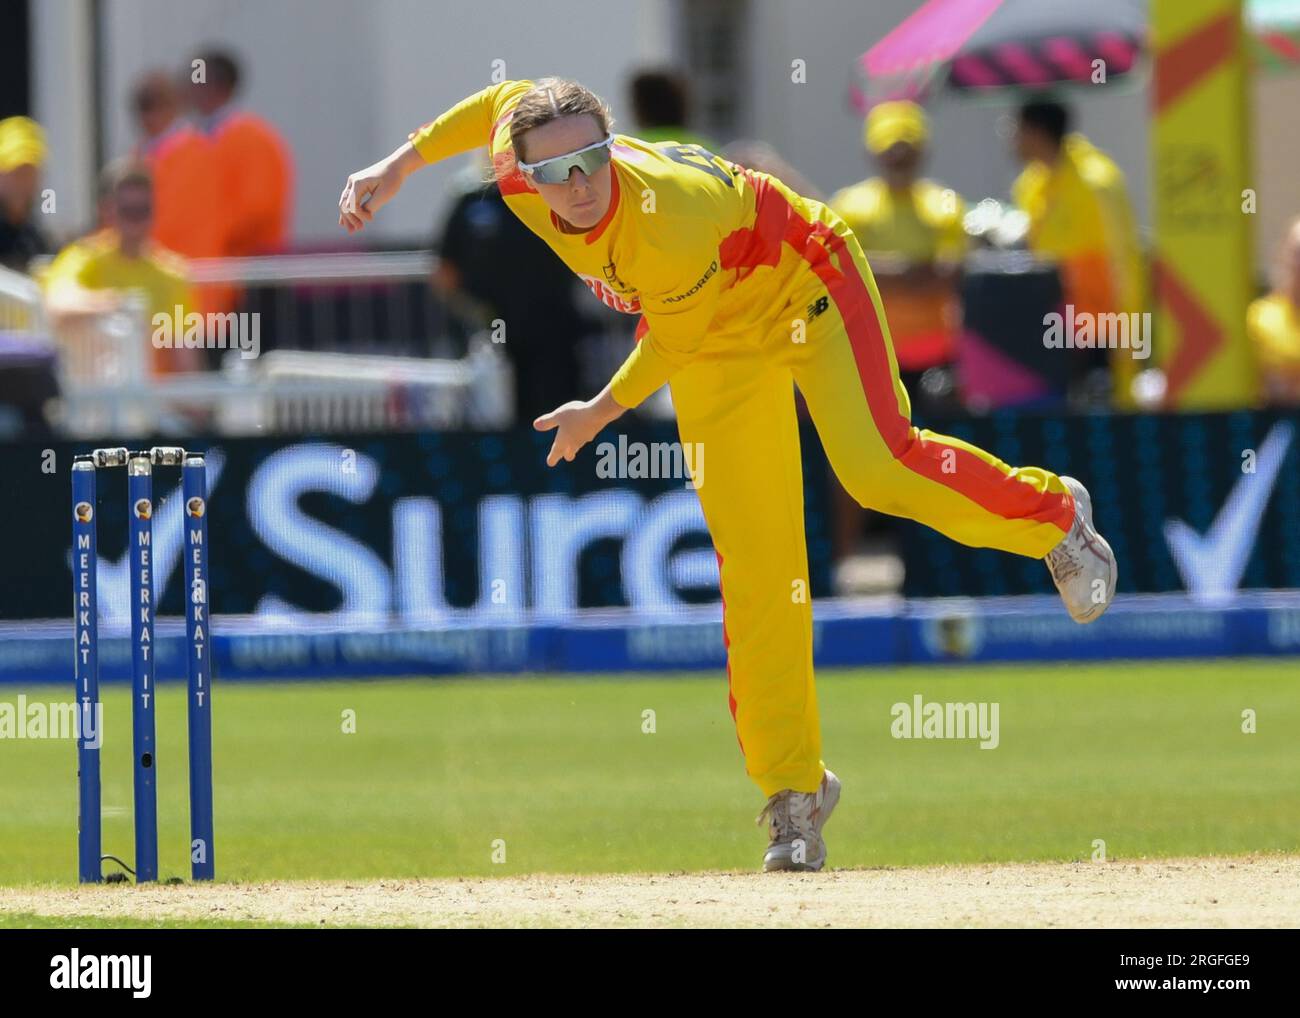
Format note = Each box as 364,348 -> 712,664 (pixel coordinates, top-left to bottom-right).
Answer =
852,0 -> 1145,110
853,0 -> 1300,111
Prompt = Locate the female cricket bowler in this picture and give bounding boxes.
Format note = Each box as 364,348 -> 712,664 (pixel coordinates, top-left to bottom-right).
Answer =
339,78 -> 1117,873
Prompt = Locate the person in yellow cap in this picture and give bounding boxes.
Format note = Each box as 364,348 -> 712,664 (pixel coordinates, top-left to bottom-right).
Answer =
828,101 -> 967,568
0,116 -> 52,272
830,102 -> 967,398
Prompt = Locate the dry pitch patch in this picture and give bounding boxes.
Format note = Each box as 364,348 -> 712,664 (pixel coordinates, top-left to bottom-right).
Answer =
2,855 -> 1297,928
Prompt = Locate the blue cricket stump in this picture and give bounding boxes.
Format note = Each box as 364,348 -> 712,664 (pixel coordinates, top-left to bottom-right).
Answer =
75,446 -> 215,883
72,457 -> 102,884
183,454 -> 215,880
128,451 -> 159,883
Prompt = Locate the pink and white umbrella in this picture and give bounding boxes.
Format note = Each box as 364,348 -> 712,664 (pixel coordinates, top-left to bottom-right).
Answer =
852,0 -> 1146,111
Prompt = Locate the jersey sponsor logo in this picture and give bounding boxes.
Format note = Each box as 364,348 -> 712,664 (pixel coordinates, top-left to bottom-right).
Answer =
579,273 -> 642,314
662,260 -> 718,304
806,294 -> 830,321
602,261 -> 631,292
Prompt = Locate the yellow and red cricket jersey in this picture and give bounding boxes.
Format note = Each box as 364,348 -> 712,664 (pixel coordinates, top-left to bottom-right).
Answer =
412,81 -> 1077,798
412,79 -> 859,408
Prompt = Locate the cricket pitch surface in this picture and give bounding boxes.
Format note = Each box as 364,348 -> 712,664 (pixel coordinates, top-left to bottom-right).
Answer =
2,854 -> 1297,928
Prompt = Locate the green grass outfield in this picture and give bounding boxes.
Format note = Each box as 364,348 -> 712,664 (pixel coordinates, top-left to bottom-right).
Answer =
1,659 -> 1297,885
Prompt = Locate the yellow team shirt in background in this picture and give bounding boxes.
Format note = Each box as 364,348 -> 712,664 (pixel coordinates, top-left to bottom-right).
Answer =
1247,292 -> 1300,402
829,176 -> 965,370
44,231 -> 193,375
409,79 -> 839,409
830,177 -> 966,264
1012,134 -> 1144,314
1012,133 -> 1145,404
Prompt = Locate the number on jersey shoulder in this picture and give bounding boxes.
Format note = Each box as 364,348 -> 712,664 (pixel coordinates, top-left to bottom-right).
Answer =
660,143 -> 736,188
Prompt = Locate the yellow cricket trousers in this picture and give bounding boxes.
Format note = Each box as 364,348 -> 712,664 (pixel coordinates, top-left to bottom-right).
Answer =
668,200 -> 1076,799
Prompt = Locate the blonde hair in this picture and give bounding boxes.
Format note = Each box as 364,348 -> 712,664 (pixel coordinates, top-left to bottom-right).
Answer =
509,78 -> 614,163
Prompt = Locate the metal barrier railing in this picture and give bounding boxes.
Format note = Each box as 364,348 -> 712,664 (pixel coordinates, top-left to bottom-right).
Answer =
186,250 -> 461,358
186,250 -> 437,284
5,253 -> 515,437
48,338 -> 513,438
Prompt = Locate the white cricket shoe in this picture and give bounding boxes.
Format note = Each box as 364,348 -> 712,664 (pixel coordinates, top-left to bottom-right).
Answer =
1045,476 -> 1117,624
756,769 -> 841,872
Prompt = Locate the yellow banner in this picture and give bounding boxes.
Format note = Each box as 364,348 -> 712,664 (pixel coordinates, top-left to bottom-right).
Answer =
1151,0 -> 1257,408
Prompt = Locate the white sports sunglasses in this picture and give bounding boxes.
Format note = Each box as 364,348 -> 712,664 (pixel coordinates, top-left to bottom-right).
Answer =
517,134 -> 615,184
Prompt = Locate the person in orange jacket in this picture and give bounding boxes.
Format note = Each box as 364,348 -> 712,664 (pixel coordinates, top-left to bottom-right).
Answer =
188,49 -> 293,255
132,71 -> 227,264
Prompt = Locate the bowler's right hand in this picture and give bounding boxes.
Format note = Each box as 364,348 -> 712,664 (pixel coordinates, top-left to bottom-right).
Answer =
338,158 -> 403,233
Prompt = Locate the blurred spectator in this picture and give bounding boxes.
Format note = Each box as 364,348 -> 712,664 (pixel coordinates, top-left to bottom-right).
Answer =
188,49 -> 293,255
830,101 -> 966,405
0,115 -> 51,272
1010,99 -> 1144,405
433,163 -> 585,423
628,68 -> 716,150
35,163 -> 116,285
44,160 -> 200,376
0,116 -> 60,432
1247,216 -> 1300,405
132,71 -> 226,264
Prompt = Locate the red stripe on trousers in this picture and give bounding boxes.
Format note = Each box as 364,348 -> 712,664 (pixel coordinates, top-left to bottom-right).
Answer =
715,550 -> 743,752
